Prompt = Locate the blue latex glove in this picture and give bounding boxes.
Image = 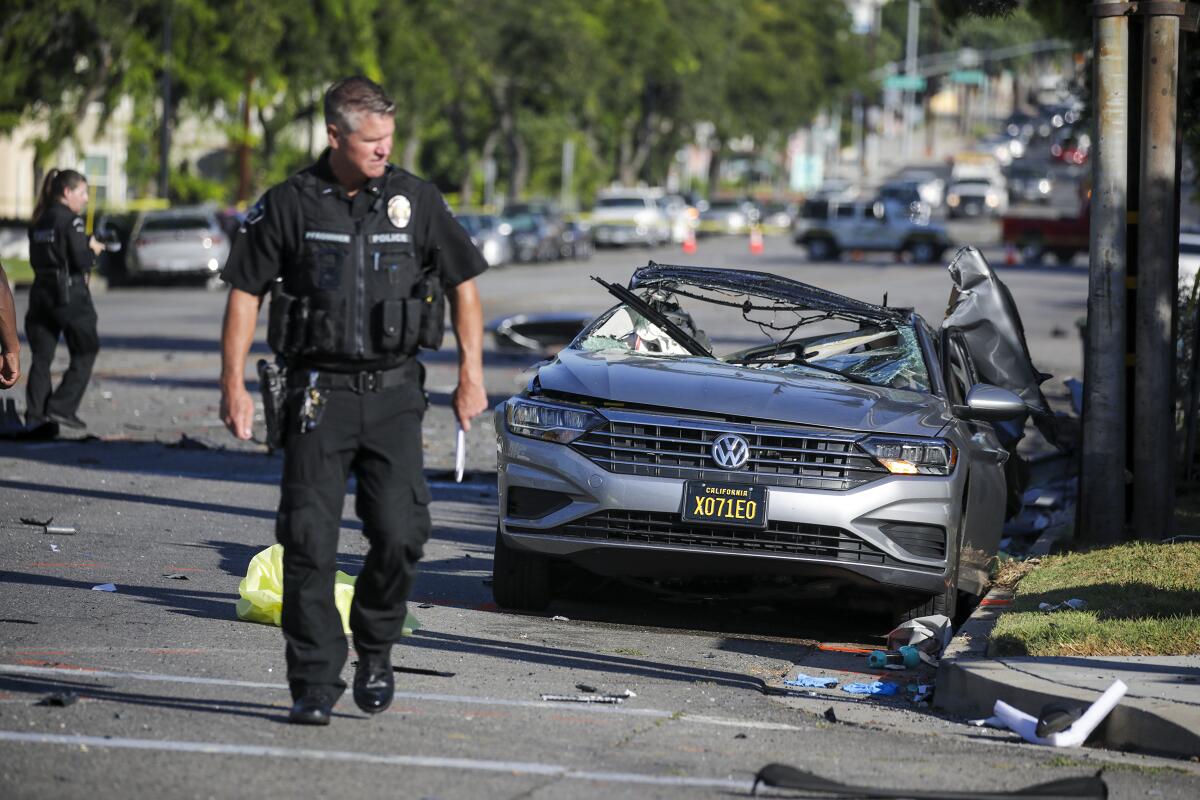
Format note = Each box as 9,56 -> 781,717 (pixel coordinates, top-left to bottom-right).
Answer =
783,673 -> 839,689
842,680 -> 900,696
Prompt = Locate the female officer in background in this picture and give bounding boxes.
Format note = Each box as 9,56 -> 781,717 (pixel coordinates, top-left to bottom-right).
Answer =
25,168 -> 104,432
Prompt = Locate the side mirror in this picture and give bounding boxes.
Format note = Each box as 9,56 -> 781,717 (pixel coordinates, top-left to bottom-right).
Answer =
954,384 -> 1027,422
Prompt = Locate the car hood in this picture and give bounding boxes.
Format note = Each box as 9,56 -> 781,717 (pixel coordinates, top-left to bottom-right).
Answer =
534,349 -> 951,437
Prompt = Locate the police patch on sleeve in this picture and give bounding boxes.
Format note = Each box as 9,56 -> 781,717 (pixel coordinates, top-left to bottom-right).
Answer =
243,199 -> 266,227
387,194 -> 412,229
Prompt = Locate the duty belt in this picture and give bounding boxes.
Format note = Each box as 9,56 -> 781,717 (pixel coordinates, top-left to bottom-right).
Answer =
287,364 -> 414,394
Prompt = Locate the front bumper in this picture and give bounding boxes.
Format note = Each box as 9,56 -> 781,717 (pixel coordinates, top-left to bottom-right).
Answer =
496,413 -> 960,597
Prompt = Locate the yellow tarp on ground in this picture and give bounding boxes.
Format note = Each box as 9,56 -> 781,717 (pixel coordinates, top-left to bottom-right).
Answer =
235,544 -> 419,636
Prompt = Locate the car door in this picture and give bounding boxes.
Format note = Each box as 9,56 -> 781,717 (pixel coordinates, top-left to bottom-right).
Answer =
941,330 -> 1008,596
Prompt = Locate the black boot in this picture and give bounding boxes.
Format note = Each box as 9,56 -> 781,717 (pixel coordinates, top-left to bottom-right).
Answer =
289,690 -> 334,725
353,653 -> 394,714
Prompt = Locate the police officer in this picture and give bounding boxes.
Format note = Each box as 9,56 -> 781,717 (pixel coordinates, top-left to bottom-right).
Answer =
25,169 -> 104,431
219,76 -> 488,726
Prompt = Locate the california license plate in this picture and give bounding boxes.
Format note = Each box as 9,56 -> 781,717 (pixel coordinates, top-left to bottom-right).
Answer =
680,481 -> 768,528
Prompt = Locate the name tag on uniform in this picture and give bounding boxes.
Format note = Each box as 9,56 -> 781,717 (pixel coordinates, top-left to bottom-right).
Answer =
304,231 -> 351,244
370,233 -> 410,244
32,230 -> 56,243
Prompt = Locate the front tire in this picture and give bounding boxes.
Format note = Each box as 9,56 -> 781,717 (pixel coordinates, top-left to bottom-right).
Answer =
906,240 -> 938,264
806,237 -> 837,261
491,524 -> 552,611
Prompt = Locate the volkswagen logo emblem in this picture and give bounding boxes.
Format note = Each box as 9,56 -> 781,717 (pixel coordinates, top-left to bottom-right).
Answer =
711,433 -> 751,470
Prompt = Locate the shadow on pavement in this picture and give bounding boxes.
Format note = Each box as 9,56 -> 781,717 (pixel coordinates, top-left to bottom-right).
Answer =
0,570 -> 240,622
404,628 -> 767,692
0,673 -> 301,724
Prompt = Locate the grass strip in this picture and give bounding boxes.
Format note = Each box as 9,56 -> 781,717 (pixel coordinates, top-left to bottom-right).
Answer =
989,542 -> 1200,657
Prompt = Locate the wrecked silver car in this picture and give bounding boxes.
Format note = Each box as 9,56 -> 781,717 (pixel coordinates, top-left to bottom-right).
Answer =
492,250 -> 1046,621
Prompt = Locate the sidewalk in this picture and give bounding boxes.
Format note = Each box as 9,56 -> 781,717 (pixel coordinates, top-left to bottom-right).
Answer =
936,589 -> 1200,760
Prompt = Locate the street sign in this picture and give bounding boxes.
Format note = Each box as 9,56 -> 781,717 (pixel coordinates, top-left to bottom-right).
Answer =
950,69 -> 987,86
883,74 -> 926,92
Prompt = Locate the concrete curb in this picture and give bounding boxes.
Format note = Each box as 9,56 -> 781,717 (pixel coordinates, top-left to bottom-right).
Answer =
935,589 -> 1200,760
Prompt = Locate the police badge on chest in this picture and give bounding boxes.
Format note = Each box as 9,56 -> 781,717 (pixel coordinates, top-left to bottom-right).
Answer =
387,195 -> 411,228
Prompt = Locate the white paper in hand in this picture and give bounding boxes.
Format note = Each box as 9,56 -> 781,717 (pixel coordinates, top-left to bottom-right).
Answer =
455,425 -> 466,483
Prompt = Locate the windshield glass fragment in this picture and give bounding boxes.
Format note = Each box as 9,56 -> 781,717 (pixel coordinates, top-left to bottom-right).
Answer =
576,273 -> 929,392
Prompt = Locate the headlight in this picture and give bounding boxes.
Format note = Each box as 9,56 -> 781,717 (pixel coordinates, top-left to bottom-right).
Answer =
947,194 -> 960,207
482,239 -> 501,264
859,436 -> 957,476
985,193 -> 1000,208
730,213 -> 746,228
506,398 -> 600,443
1037,179 -> 1051,194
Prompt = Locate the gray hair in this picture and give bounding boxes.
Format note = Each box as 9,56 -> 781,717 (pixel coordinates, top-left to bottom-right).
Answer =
323,76 -> 396,133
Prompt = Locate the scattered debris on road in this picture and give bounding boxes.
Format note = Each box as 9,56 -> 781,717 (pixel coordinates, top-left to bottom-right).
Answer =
886,614 -> 953,663
1038,598 -> 1087,612
541,689 -> 636,704
867,647 -> 921,670
842,681 -> 900,696
45,525 -> 77,536
550,615 -> 569,622
91,583 -> 117,592
163,573 -> 190,580
20,517 -> 51,526
574,683 -> 597,693
823,707 -> 838,723
991,680 -> 1127,748
36,691 -> 79,707
49,544 -> 60,552
783,673 -> 838,689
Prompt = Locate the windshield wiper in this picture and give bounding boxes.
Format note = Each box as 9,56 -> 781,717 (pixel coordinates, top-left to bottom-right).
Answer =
591,276 -> 712,358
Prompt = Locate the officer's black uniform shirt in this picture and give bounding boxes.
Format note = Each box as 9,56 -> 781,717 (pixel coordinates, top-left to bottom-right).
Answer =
29,203 -> 96,279
222,149 -> 486,301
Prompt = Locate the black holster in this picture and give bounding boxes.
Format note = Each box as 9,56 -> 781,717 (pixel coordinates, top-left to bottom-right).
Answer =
257,358 -> 287,451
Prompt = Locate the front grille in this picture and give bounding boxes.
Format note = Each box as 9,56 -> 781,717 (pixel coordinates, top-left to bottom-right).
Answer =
508,510 -> 933,570
571,412 -> 888,491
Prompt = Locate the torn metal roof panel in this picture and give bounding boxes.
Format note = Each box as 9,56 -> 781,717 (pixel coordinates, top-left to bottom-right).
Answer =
629,262 -> 908,323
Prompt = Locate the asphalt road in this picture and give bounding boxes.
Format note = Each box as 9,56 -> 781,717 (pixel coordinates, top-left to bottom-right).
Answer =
3,232 -> 1197,798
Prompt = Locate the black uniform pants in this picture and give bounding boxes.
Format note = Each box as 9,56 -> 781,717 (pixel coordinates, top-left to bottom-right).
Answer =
276,374 -> 430,701
24,279 -> 99,425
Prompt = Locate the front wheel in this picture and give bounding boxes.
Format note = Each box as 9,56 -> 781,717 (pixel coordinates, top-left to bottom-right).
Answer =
905,240 -> 939,264
491,525 -> 552,611
806,237 -> 837,261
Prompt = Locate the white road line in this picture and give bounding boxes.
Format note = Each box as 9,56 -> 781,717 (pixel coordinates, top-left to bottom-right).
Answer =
0,663 -> 802,732
0,731 -> 753,791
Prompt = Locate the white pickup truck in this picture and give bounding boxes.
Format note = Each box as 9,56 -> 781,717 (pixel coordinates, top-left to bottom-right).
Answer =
792,199 -> 952,263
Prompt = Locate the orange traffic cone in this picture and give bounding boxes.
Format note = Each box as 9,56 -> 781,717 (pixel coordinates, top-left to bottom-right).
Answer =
749,225 -> 764,255
1005,243 -> 1018,266
682,227 -> 697,255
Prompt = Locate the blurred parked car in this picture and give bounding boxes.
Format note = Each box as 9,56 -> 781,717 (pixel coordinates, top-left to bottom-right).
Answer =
946,177 -> 1008,218
698,199 -> 758,236
124,206 -> 230,286
1004,163 -> 1053,205
590,190 -> 671,247
793,199 -> 950,263
456,212 -> 514,267
896,169 -> 946,210
1050,131 -> 1090,165
500,212 -> 561,263
761,201 -> 797,232
503,201 -> 592,260
876,181 -> 930,221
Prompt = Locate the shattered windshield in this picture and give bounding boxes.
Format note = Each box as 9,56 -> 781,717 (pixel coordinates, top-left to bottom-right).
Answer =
575,283 -> 930,392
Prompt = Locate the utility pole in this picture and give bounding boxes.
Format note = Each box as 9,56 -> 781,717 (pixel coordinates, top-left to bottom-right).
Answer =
1133,4 -> 1183,540
902,0 -> 920,160
1080,1 -> 1130,547
158,0 -> 173,200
